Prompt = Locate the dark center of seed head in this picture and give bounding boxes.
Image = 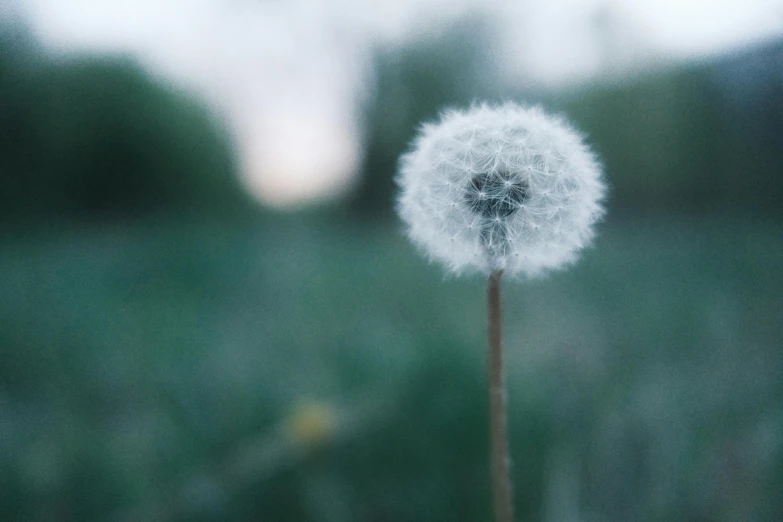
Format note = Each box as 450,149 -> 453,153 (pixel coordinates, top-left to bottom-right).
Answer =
464,171 -> 530,219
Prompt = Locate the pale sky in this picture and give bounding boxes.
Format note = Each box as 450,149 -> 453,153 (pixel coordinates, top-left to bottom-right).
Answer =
11,0 -> 783,207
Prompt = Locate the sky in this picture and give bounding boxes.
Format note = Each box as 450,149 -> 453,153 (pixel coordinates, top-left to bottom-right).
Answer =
9,0 -> 783,207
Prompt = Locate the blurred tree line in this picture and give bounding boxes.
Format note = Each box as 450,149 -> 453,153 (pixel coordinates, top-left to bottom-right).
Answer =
0,23 -> 250,224
562,41 -> 783,215
353,30 -> 783,218
1,20 -> 781,221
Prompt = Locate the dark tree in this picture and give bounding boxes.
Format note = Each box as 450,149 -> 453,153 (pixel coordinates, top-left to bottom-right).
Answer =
0,25 -> 251,223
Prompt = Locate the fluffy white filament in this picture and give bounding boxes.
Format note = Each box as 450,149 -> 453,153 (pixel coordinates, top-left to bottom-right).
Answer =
396,103 -> 606,277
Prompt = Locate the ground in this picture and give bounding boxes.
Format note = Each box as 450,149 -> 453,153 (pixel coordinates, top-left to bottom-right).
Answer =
1,214 -> 781,521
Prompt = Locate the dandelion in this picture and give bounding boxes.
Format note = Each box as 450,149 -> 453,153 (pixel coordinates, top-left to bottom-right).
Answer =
397,102 -> 605,277
396,103 -> 606,522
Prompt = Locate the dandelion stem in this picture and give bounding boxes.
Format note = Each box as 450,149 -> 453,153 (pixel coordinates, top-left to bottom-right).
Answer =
488,270 -> 513,522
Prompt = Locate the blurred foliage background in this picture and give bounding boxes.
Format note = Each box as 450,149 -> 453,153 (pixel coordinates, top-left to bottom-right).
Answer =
1,14 -> 782,522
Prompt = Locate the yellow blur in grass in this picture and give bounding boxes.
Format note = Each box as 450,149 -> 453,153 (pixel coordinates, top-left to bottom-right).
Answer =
285,401 -> 337,449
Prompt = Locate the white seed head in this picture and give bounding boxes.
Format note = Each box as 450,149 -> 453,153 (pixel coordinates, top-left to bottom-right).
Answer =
396,103 -> 606,277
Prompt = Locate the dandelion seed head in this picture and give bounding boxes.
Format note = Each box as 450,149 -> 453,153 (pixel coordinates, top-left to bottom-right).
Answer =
396,102 -> 606,277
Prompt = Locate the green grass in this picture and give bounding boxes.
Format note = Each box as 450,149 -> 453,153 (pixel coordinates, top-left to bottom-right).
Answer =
0,214 -> 781,521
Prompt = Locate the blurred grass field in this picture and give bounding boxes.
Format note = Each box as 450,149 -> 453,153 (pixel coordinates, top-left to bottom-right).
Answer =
1,215 -> 781,521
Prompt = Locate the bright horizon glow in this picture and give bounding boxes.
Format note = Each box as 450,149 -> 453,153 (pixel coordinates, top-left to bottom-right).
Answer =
18,0 -> 783,207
